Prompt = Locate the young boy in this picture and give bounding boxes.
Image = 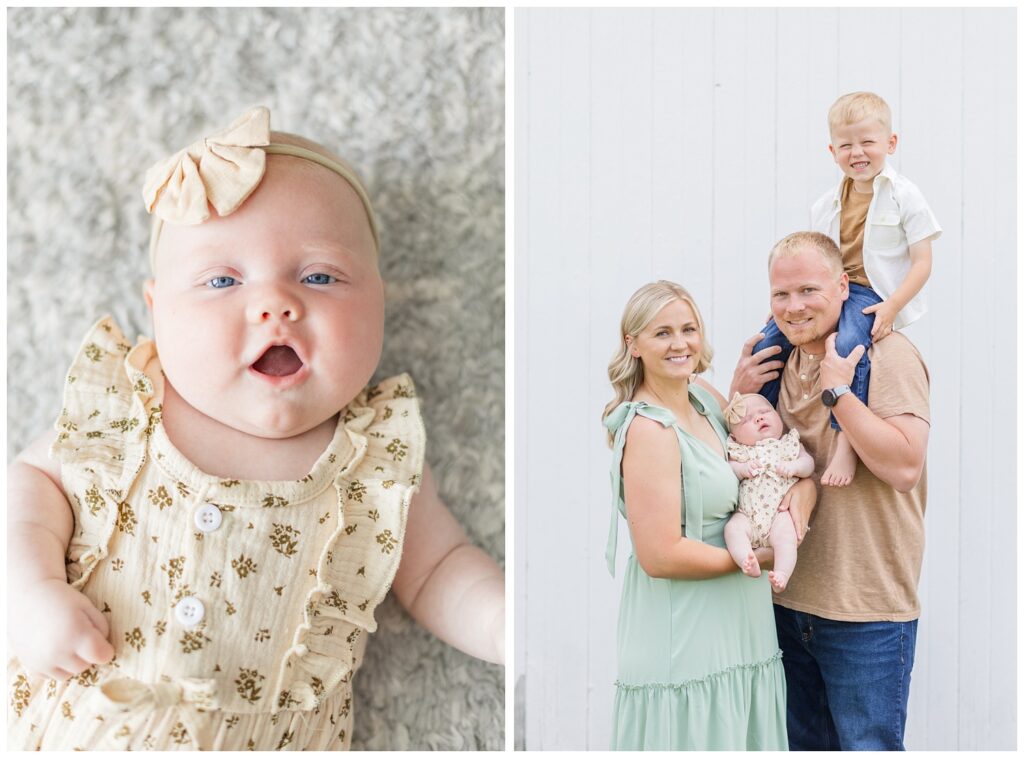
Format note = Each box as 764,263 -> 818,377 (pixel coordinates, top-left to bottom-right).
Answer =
755,91 -> 941,486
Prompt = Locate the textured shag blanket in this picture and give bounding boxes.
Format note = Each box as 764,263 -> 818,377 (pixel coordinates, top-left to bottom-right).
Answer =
7,7 -> 504,750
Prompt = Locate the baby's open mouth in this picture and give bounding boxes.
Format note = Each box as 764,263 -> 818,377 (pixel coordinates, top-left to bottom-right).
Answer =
252,345 -> 304,377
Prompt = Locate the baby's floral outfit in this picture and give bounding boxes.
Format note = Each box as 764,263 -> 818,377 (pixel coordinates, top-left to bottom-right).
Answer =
7,317 -> 425,750
727,429 -> 801,548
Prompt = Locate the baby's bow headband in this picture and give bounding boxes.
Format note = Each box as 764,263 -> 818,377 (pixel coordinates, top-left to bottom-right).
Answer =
723,392 -> 749,428
142,106 -> 379,265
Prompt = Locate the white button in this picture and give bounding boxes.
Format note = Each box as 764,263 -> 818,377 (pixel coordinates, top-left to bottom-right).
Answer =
800,374 -> 807,381
194,504 -> 223,532
175,597 -> 205,627
803,394 -> 808,399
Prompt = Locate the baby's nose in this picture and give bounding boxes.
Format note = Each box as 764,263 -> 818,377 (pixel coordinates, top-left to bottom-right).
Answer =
246,293 -> 302,324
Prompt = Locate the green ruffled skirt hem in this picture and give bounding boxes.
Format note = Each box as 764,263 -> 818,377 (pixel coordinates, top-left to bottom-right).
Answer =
611,651 -> 788,750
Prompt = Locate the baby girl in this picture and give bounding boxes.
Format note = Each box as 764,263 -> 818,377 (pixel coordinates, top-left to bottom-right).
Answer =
7,107 -> 504,751
723,392 -> 814,593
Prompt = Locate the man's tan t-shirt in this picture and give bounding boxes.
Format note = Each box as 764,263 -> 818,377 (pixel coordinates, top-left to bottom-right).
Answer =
775,333 -> 930,621
839,178 -> 872,287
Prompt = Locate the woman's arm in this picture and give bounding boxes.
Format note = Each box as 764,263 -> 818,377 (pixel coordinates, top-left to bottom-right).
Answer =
8,431 -> 115,678
622,417 -> 739,580
391,463 -> 504,665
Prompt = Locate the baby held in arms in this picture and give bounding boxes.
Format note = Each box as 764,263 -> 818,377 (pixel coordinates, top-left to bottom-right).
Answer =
723,393 -> 814,593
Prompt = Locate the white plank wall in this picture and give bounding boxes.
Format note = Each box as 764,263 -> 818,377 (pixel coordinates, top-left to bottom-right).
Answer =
514,8 -> 1016,750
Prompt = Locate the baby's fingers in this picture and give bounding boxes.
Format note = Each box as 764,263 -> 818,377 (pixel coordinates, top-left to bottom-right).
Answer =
81,599 -> 110,638
61,652 -> 96,677
77,606 -> 115,665
77,631 -> 115,666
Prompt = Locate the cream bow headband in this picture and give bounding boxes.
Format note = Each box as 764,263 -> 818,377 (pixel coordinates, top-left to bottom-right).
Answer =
142,106 -> 379,267
723,392 -> 751,428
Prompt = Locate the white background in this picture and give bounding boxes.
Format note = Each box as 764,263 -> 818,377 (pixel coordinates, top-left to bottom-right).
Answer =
514,7 -> 1016,750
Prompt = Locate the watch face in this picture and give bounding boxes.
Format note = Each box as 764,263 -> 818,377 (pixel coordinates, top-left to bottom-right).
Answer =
822,389 -> 836,407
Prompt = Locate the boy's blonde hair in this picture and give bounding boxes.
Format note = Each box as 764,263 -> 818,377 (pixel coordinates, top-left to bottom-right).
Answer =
603,280 -> 713,444
767,231 -> 843,279
828,91 -> 892,138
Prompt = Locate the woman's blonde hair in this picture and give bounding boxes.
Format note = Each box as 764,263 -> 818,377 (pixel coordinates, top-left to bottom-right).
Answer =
603,280 -> 712,444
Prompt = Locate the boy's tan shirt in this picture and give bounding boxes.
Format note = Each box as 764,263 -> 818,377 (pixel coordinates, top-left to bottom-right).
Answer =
774,333 -> 930,622
839,178 -> 872,288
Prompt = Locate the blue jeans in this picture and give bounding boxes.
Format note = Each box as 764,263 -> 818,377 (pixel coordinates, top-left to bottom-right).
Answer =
774,605 -> 918,750
754,283 -> 882,430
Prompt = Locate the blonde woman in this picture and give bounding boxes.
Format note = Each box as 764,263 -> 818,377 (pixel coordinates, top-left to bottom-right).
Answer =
603,281 -> 814,750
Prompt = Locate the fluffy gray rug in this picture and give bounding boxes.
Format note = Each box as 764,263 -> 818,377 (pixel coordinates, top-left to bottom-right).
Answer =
7,7 -> 504,750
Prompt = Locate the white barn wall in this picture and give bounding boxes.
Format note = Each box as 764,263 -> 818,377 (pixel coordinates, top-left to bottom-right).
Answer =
515,7 -> 1016,750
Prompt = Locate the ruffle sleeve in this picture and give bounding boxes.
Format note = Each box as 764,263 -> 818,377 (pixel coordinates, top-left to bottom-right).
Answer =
780,427 -> 801,460
726,437 -> 751,463
272,373 -> 426,712
49,317 -> 159,589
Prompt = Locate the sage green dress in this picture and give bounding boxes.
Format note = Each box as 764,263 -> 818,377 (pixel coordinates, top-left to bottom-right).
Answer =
604,384 -> 787,750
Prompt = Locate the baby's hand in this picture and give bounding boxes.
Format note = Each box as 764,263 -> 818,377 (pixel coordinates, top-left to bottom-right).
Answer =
9,579 -> 115,680
740,460 -> 764,478
773,461 -> 797,478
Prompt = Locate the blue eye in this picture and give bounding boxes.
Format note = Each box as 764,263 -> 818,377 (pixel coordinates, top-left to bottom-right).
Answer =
207,276 -> 237,289
303,273 -> 336,285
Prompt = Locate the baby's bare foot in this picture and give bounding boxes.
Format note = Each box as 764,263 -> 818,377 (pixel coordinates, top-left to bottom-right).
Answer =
821,442 -> 857,487
741,551 -> 761,578
768,570 -> 789,593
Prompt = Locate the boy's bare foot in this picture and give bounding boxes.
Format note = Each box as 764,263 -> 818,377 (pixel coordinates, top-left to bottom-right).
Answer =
768,570 -> 789,593
821,431 -> 857,487
741,550 -> 761,578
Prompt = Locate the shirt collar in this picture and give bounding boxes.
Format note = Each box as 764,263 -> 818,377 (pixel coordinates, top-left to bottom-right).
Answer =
831,160 -> 896,206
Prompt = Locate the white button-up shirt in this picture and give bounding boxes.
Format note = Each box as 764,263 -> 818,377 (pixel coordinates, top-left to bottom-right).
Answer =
810,161 -> 941,330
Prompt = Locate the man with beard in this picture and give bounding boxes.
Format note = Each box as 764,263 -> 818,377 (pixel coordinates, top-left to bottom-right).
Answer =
730,231 -> 930,750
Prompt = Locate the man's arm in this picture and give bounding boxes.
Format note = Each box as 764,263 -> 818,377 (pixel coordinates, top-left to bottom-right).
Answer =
729,333 -> 786,398
820,334 -> 929,492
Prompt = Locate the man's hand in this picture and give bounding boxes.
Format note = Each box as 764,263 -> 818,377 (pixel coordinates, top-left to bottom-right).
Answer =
820,332 -> 866,391
863,300 -> 898,341
9,579 -> 115,680
777,478 -> 817,545
730,333 -> 785,397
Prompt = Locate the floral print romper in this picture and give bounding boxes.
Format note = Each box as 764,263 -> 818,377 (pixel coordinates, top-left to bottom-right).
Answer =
726,429 -> 801,549
7,317 -> 425,750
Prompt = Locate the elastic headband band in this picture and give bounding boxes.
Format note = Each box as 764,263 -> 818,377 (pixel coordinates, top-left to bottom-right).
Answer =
144,107 -> 379,271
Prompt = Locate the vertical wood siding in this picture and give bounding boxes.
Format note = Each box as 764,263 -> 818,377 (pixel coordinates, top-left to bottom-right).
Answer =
515,7 -> 1016,750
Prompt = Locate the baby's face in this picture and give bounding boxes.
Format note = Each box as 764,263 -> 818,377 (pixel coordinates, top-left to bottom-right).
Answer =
730,396 -> 784,446
146,155 -> 384,439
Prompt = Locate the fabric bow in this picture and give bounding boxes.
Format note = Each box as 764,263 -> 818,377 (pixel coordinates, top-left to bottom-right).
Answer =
98,676 -> 220,713
723,391 -> 749,428
143,107 -> 270,225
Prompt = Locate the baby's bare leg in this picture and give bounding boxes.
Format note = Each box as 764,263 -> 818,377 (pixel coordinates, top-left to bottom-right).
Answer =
724,511 -> 760,578
767,511 -> 798,593
821,430 -> 858,487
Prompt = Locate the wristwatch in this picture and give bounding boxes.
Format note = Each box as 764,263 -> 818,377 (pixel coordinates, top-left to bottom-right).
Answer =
821,385 -> 852,407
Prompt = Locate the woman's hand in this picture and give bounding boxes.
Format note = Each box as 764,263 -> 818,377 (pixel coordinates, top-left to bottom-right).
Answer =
777,477 -> 817,545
